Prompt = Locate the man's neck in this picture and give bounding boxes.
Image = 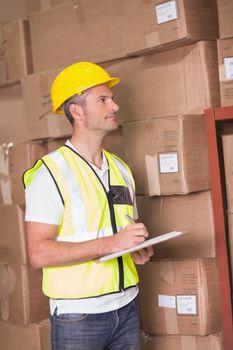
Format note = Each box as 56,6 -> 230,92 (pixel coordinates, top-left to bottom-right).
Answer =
70,134 -> 104,169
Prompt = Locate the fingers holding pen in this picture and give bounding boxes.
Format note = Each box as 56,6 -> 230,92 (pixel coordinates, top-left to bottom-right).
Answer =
115,222 -> 149,251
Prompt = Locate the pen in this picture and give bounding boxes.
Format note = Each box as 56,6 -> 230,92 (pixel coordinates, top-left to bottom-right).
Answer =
125,214 -> 135,224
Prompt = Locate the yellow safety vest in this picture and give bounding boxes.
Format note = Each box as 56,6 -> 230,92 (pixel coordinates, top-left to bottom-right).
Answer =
23,145 -> 139,299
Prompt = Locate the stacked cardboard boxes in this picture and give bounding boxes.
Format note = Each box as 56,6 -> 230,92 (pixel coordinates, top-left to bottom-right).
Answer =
217,0 -> 233,106
0,15 -> 51,350
0,0 -> 225,348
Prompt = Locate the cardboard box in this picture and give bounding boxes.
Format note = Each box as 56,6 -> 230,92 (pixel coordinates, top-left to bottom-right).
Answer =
0,84 -> 29,144
217,38 -> 233,107
217,0 -> 233,39
0,319 -> 51,350
0,19 -> 32,86
21,70 -> 72,140
0,205 -> 26,263
118,41 -> 220,122
122,0 -> 218,55
138,259 -> 221,336
0,262 -> 49,324
136,191 -> 215,258
122,115 -> 210,195
141,332 -> 223,350
0,142 -> 47,204
0,321 -> 42,350
221,134 -> 233,211
29,1 -> 124,73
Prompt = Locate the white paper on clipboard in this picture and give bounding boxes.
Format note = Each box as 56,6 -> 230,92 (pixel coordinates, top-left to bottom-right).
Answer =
97,230 -> 184,263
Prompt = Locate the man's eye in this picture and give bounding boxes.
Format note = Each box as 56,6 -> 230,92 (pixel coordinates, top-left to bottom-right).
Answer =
100,98 -> 106,103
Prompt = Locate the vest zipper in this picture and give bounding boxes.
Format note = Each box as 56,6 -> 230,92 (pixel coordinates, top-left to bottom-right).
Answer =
63,145 -> 125,292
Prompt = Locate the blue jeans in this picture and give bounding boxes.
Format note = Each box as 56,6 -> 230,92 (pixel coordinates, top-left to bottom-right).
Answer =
50,299 -> 140,350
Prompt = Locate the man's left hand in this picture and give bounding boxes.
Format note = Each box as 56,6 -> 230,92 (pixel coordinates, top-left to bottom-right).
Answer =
132,246 -> 154,265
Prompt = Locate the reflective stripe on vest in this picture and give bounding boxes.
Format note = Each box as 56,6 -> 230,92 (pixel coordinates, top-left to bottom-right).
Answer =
23,145 -> 139,299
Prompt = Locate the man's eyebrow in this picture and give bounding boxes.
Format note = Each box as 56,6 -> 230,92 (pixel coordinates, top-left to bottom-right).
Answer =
97,94 -> 114,99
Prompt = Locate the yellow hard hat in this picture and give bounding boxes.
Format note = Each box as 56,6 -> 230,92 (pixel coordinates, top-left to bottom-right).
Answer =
51,61 -> 120,114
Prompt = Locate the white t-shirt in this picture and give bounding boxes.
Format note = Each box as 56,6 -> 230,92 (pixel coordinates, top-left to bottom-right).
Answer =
25,140 -> 138,315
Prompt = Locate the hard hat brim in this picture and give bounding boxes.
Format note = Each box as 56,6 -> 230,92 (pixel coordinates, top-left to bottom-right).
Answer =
55,76 -> 120,114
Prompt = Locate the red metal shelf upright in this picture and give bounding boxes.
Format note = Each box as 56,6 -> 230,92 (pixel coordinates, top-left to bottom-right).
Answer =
204,106 -> 233,350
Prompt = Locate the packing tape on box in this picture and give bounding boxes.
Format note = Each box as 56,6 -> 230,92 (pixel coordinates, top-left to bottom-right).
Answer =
40,0 -> 52,11
146,31 -> 160,48
145,154 -> 160,195
159,260 -> 174,284
181,336 -> 197,350
219,64 -> 226,82
0,262 -> 16,320
0,143 -> 13,204
74,0 -> 87,23
159,261 -> 179,334
164,308 -> 178,334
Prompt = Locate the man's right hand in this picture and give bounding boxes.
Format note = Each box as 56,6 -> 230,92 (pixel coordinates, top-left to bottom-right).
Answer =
112,223 -> 149,252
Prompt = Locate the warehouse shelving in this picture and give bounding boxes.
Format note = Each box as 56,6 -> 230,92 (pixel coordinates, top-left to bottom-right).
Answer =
204,106 -> 233,350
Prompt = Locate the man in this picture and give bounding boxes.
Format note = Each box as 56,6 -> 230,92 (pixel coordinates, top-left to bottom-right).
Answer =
23,62 -> 153,350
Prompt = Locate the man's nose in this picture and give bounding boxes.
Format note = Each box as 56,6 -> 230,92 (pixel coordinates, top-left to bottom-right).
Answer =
112,100 -> 119,112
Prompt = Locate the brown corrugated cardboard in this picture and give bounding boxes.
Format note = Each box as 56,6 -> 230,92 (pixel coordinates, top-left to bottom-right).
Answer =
141,332 -> 223,350
217,0 -> 233,39
21,70 -> 72,140
122,115 -> 210,195
118,41 -> 219,122
136,191 -> 215,258
122,0 -> 218,55
0,205 -> 26,263
29,1 -> 124,73
0,19 -> 32,86
221,134 -> 233,211
217,38 -> 233,107
138,259 -> 221,336
0,262 -> 49,324
0,84 -> 29,144
0,142 -> 47,204
0,321 -> 42,350
39,319 -> 51,350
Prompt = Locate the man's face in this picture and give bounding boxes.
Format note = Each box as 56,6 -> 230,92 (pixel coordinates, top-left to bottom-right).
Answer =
80,84 -> 119,133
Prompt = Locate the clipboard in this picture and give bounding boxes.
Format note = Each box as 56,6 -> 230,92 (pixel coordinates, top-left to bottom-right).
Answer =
97,230 -> 185,263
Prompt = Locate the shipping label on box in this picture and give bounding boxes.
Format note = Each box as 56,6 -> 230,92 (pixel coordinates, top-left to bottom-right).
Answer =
155,0 -> 178,25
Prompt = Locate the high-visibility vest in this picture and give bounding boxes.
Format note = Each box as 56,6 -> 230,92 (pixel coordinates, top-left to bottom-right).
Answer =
23,145 -> 139,299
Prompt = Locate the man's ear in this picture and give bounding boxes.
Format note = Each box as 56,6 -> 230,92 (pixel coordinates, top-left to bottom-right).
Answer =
69,103 -> 83,121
